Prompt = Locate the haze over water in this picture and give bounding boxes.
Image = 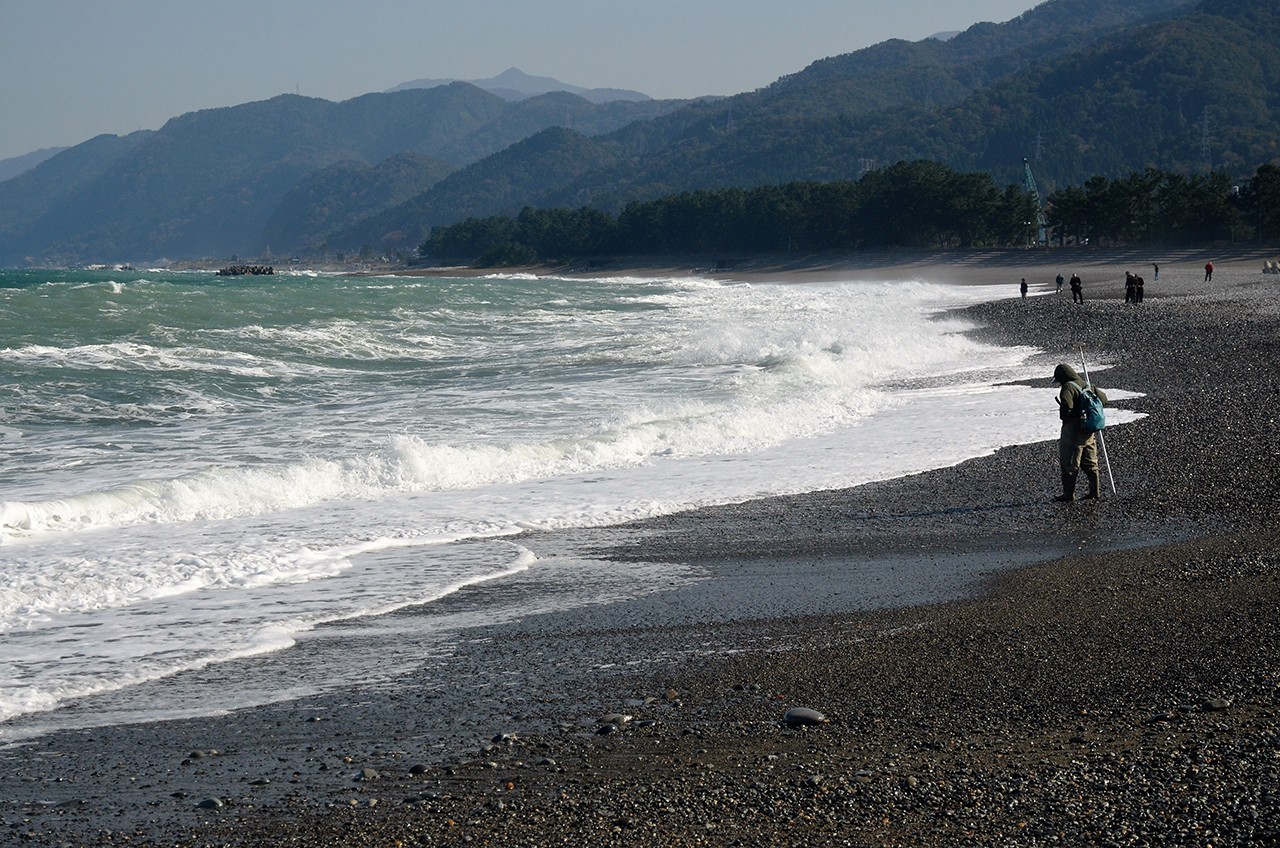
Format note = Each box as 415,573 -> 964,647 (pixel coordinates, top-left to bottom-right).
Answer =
0,268 -> 1102,741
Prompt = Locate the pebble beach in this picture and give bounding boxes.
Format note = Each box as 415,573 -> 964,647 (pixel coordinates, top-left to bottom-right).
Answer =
3,252 -> 1278,847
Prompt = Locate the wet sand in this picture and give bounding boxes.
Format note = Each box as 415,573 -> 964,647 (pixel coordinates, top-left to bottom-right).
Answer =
3,253 -> 1278,847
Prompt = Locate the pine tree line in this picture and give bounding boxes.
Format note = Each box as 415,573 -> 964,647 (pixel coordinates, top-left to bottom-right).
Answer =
421,161 -> 1280,266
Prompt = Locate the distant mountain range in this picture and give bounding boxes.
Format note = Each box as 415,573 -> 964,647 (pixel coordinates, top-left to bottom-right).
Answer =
3,0 -> 1277,266
386,67 -> 652,105
0,85 -> 685,263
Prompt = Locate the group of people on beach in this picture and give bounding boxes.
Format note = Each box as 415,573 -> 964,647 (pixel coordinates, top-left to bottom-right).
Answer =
1036,264 -> 1184,304
1048,272 -> 1085,302
1123,271 -> 1146,303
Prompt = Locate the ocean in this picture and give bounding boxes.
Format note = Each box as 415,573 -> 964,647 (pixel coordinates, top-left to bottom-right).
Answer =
0,267 -> 1112,742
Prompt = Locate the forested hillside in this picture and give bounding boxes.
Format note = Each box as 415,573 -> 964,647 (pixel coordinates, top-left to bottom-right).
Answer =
261,153 -> 456,257
0,131 -> 152,254
333,128 -> 622,251
0,146 -> 69,183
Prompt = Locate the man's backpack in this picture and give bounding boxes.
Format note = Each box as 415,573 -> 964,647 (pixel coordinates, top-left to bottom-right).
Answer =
1075,383 -> 1106,433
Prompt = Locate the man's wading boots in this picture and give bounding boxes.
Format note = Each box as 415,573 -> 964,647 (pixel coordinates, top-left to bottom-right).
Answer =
1055,472 -> 1077,502
1055,470 -> 1101,502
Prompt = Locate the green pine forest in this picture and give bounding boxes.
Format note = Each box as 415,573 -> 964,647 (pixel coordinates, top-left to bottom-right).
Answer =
421,161 -> 1280,266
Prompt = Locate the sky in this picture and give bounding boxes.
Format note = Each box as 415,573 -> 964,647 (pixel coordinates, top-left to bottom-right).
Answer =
1,0 -> 1039,162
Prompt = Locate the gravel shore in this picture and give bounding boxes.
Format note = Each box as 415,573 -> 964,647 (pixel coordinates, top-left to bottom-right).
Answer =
4,256 -> 1278,847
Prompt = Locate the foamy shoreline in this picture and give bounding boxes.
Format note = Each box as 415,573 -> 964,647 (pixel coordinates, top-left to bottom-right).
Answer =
5,256 -> 1278,846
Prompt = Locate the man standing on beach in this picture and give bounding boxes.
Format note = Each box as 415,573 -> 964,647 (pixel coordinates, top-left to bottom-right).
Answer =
1056,273 -> 1065,295
1021,278 -> 1028,299
1070,273 -> 1083,303
1205,260 -> 1214,282
1052,363 -> 1107,502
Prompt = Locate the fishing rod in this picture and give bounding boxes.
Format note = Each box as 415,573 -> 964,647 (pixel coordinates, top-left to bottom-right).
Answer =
1078,346 -> 1117,494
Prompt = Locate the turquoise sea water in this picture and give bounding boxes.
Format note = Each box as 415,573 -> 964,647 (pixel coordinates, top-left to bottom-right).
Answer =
0,266 -> 1088,739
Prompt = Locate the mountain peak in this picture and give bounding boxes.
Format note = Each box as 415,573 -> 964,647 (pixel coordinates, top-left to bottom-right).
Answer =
387,68 -> 651,104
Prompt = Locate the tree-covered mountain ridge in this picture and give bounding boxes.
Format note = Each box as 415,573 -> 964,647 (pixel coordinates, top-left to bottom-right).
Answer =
6,0 -> 1278,265
0,84 -> 689,264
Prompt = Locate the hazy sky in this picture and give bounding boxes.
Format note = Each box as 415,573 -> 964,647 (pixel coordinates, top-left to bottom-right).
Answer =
2,0 -> 1038,161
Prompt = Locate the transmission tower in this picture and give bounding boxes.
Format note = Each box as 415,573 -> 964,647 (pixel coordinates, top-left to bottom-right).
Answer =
1200,106 -> 1212,169
1023,158 -> 1048,244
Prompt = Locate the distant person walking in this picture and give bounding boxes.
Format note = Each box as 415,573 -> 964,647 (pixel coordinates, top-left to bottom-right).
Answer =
1070,273 -> 1083,304
1020,278 -> 1028,299
1152,263 -> 1159,280
1056,273 -> 1065,295
1052,363 -> 1107,502
1205,261 -> 1214,282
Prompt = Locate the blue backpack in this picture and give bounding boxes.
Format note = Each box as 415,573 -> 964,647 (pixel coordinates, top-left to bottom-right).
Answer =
1075,382 -> 1106,433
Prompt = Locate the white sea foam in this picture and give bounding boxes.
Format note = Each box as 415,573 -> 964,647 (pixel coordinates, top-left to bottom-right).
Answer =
3,281 -> 1013,538
1,340 -> 290,379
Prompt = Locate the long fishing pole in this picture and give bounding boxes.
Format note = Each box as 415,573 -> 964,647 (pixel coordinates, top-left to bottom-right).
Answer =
1078,347 -> 1117,494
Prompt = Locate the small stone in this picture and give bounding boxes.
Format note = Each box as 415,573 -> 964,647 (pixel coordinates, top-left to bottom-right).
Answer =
354,768 -> 379,782
599,713 -> 632,727
783,707 -> 827,727
1204,697 -> 1232,711
196,798 -> 222,810
409,764 -> 429,775
404,792 -> 439,804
